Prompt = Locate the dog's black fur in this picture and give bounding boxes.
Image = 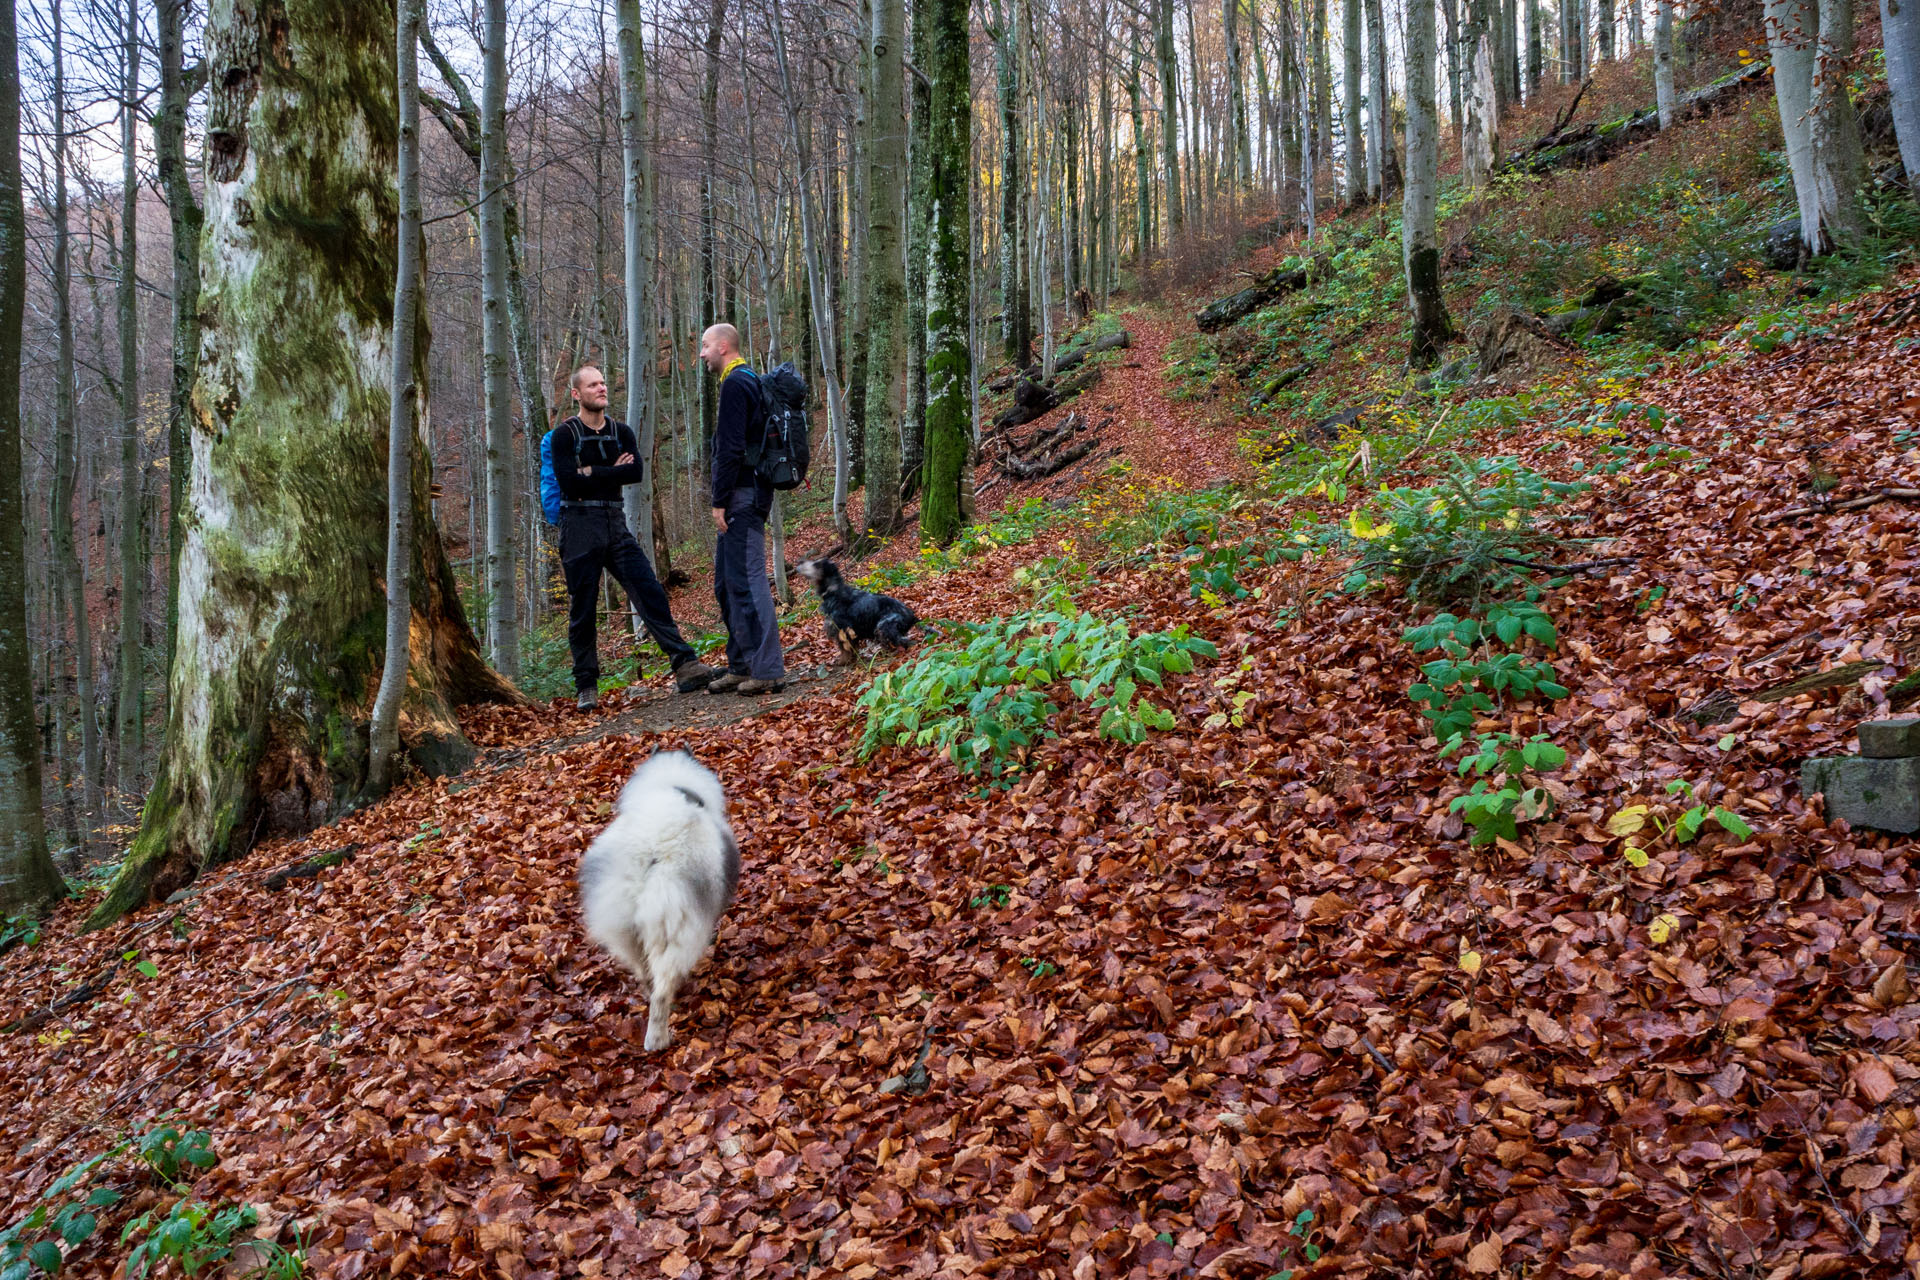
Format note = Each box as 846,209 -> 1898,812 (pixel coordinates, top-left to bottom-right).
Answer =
794,558 -> 918,664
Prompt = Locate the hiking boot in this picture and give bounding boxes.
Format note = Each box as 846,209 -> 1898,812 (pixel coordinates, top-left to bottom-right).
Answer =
672,659 -> 719,693
736,677 -> 786,696
576,689 -> 600,711
706,672 -> 746,695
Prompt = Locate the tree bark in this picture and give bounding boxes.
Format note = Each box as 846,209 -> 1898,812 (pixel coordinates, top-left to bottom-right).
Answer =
157,0 -> 202,713
369,0 -> 424,797
1809,0 -> 1865,242
0,0 -> 61,913
904,0 -> 930,492
994,0 -> 1031,363
117,0 -> 144,797
616,0 -> 658,595
859,0 -> 908,548
1889,0 -> 1920,193
1654,0 -> 1676,127
1129,32 -> 1154,260
88,0 -> 518,930
770,0 -> 853,548
922,0 -> 972,546
1405,0 -> 1454,364
47,0 -> 101,848
1227,0 -> 1253,187
1365,0 -> 1390,196
479,0 -> 518,678
1344,0 -> 1367,201
1156,0 -> 1185,235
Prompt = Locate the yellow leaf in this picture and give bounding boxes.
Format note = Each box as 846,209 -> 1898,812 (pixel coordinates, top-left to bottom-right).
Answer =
1459,949 -> 1483,976
1650,913 -> 1681,944
1623,846 -> 1649,868
1605,805 -> 1649,837
1346,509 -> 1393,540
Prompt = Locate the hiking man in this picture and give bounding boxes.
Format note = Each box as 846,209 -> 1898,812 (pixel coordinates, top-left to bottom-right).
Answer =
702,324 -> 785,695
551,365 -> 716,709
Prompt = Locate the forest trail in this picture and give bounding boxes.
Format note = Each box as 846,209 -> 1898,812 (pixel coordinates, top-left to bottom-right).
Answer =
4,275 -> 1920,1276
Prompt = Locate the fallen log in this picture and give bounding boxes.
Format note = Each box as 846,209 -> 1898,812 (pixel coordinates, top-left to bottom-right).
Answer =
1765,489 -> 1920,524
1250,363 -> 1313,404
264,844 -> 361,890
1003,435 -> 1099,480
1052,329 -> 1133,376
1502,61 -> 1770,176
1195,256 -> 1325,332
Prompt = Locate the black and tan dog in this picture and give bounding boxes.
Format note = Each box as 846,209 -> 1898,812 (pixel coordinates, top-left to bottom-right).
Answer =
793,558 -> 918,664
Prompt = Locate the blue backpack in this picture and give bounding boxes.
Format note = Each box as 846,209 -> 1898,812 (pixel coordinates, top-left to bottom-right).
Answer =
539,423 -> 570,526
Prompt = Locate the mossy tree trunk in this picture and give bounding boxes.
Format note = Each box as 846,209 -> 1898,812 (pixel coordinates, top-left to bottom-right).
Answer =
88,0 -> 517,930
920,0 -> 971,546
859,0 -> 907,549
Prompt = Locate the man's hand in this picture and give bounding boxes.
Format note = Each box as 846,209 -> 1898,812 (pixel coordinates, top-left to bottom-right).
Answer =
616,453 -> 635,467
578,465 -> 592,476
712,506 -> 729,534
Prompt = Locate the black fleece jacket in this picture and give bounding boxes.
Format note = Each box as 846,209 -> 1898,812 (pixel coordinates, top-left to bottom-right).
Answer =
709,365 -> 764,508
552,416 -> 644,503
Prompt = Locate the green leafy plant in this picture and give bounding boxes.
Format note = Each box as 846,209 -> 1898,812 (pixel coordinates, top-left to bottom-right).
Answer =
0,1148 -> 126,1279
1263,1207 -> 1325,1279
1019,957 -> 1059,979
1339,457 -> 1588,605
122,1200 -> 295,1279
1443,732 -> 1569,846
133,1127 -> 218,1188
969,884 -> 1013,910
0,913 -> 42,960
1403,604 -> 1568,744
1609,783 -> 1756,868
857,609 -> 1216,778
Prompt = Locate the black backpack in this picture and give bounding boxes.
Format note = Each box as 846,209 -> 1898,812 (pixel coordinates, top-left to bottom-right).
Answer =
744,362 -> 811,491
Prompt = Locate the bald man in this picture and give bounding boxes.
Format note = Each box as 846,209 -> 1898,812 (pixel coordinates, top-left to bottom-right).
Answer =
700,324 -> 785,695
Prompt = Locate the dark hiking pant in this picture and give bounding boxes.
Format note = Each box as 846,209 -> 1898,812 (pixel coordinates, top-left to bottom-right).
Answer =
713,486 -> 785,681
560,504 -> 697,693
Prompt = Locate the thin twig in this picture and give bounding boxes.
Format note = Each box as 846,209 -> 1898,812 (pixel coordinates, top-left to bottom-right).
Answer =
1492,554 -> 1640,573
1765,489 -> 1920,524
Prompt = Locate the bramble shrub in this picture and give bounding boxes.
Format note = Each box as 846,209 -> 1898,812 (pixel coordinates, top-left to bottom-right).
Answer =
1339,458 -> 1588,605
1403,604 -> 1569,743
0,1149 -> 125,1279
1442,732 -> 1570,846
123,1199 -> 301,1279
857,609 -> 1216,778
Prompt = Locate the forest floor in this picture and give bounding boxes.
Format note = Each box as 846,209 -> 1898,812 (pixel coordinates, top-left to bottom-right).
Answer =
7,67 -> 1920,1280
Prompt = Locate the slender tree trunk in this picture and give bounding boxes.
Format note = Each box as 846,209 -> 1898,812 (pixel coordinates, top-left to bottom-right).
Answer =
922,0 -> 972,545
1810,0 -> 1865,241
904,0 -> 931,491
369,0 -> 425,796
994,0 -> 1031,365
90,0 -> 517,929
1405,0 -> 1453,364
1366,0 -> 1389,196
0,0 -> 60,913
1653,0 -> 1676,127
1442,0 -> 1465,129
47,0 -> 100,848
1157,0 -> 1185,234
1887,0 -> 1920,191
859,0 -> 907,547
1767,0 -> 1855,253
1227,0 -> 1253,187
1528,0 -> 1543,95
1598,0 -> 1613,60
770,0 -> 853,547
157,0 -> 201,711
847,0 -> 873,487
478,0 -> 518,678
700,0 -> 727,466
1313,0 -> 1334,190
117,0 -> 144,798
1344,0 -> 1367,201
616,0 -> 661,600
1129,34 -> 1153,260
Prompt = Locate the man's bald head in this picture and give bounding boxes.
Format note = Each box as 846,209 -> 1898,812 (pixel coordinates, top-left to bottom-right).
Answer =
699,323 -> 741,374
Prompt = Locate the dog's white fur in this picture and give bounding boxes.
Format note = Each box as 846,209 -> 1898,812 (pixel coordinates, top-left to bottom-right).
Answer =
578,750 -> 739,1051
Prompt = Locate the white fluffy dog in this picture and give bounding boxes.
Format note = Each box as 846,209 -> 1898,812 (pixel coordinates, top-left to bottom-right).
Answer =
578,749 -> 740,1051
